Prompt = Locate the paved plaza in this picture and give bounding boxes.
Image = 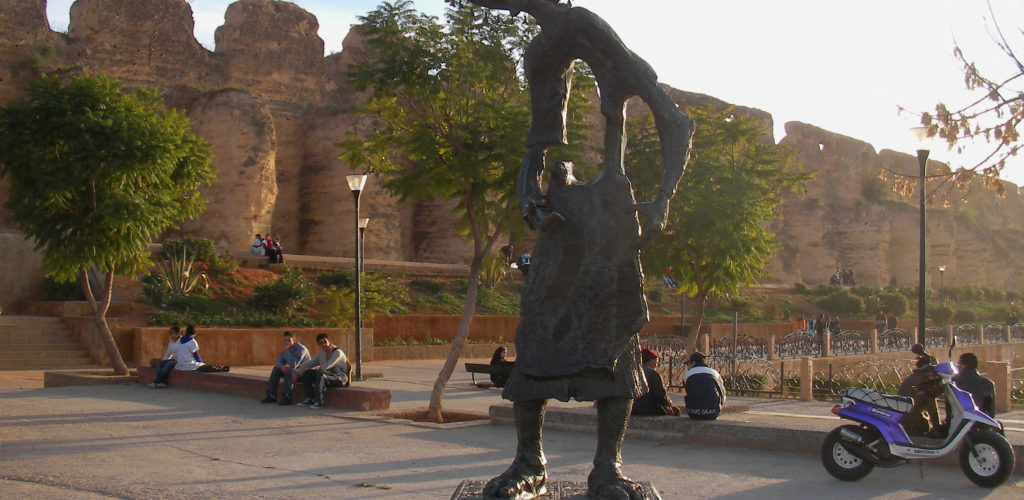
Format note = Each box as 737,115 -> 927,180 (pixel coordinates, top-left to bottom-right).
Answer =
1,360 -> 1023,499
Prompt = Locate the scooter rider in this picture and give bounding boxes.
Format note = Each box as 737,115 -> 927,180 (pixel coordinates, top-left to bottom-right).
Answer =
898,343 -> 942,436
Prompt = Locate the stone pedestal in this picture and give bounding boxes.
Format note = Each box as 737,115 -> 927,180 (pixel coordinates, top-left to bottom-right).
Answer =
451,480 -> 662,499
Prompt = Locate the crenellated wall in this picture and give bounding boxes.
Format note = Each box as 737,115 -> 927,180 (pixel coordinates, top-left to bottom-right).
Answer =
0,0 -> 1022,294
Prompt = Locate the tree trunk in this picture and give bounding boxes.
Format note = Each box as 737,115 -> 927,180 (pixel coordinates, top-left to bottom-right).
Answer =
685,291 -> 708,355
81,269 -> 129,375
426,257 -> 484,423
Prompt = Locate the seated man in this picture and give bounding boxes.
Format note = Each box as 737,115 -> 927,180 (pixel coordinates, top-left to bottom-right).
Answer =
292,333 -> 350,409
898,343 -> 941,436
148,325 -> 181,388
682,352 -> 726,420
954,352 -> 996,417
261,331 -> 310,405
631,348 -> 680,416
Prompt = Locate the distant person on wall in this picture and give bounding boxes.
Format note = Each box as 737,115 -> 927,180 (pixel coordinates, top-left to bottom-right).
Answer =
953,353 -> 996,417
815,313 -> 827,356
250,234 -> 266,256
662,266 -> 679,289
795,313 -> 806,336
631,348 -> 681,416
828,315 -> 841,335
489,346 -> 516,388
887,312 -> 898,331
292,333 -> 350,409
148,325 -> 181,388
682,352 -> 726,420
261,331 -> 310,405
269,233 -> 284,264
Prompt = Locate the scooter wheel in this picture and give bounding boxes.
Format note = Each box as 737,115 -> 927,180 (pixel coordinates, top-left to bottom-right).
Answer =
959,430 -> 1015,487
821,425 -> 874,481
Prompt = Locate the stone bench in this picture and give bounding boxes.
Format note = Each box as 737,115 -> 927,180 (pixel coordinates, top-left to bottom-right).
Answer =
137,366 -> 391,411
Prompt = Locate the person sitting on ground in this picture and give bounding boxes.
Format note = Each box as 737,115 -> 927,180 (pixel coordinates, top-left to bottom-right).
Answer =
267,233 -> 284,264
682,352 -> 726,420
953,353 -> 996,417
292,333 -> 350,409
261,331 -> 311,405
489,346 -> 515,388
631,348 -> 681,416
250,234 -> 266,256
148,325 -> 181,388
874,309 -> 887,335
898,343 -> 942,436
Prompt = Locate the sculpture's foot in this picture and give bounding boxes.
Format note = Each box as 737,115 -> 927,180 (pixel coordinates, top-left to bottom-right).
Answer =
588,466 -> 646,500
524,199 -> 564,231
483,460 -> 547,499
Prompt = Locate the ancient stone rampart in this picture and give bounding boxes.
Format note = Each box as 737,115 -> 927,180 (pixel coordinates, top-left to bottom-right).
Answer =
0,0 -> 1021,291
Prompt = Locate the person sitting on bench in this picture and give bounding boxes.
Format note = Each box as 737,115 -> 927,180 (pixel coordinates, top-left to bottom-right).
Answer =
261,330 -> 310,405
632,348 -> 680,416
489,346 -> 515,388
292,333 -> 349,409
148,325 -> 181,388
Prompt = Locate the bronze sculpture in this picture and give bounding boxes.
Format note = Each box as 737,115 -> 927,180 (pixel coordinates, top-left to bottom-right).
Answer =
468,1 -> 694,498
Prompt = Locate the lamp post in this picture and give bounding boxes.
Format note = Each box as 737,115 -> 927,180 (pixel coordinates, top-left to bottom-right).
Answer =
911,128 -> 929,345
359,217 -> 370,276
938,264 -> 946,301
346,174 -> 367,381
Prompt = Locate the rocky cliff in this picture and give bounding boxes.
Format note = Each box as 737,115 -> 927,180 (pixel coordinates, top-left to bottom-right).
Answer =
1,0 -> 1022,289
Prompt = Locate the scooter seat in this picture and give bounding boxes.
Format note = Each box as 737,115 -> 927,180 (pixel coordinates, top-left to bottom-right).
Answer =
844,387 -> 913,413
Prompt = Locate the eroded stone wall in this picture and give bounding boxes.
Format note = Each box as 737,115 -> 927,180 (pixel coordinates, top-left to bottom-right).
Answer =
0,0 -> 1022,290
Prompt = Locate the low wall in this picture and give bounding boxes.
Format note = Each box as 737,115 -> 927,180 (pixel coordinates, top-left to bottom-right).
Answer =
370,314 -> 518,343
25,301 -> 138,318
373,342 -> 515,361
132,327 -> 372,367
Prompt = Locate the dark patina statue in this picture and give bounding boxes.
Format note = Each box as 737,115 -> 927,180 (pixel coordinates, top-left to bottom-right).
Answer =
468,1 -> 694,499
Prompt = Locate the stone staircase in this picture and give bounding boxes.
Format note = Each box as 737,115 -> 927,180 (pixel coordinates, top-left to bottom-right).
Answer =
0,315 -> 96,370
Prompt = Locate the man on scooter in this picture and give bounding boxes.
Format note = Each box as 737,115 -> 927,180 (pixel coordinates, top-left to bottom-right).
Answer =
898,343 -> 943,436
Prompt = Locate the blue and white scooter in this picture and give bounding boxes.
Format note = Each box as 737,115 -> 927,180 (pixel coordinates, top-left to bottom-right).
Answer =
821,342 -> 1015,487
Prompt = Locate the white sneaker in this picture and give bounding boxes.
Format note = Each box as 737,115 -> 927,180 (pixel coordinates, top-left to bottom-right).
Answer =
147,382 -> 158,389
156,383 -> 168,388
296,398 -> 313,407
310,401 -> 323,409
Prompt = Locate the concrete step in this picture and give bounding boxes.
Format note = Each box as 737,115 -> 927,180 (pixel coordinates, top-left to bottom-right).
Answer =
0,331 -> 76,340
0,363 -> 99,371
5,344 -> 87,352
0,351 -> 93,362
0,316 -> 64,325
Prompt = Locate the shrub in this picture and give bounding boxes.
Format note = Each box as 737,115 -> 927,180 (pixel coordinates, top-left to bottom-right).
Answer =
814,288 -> 864,316
877,292 -> 908,317
164,295 -> 227,315
953,309 -> 977,323
248,267 -> 314,316
161,237 -> 217,263
43,276 -> 85,301
410,279 -> 444,295
479,255 -> 509,290
793,282 -> 811,295
930,304 -> 954,325
209,251 -> 239,278
316,271 -> 353,288
141,273 -> 171,307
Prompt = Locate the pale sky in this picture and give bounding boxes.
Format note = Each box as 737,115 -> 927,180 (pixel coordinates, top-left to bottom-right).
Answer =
45,0 -> 1024,185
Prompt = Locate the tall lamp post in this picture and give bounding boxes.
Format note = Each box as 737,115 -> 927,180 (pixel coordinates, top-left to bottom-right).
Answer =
912,128 -> 929,344
938,265 -> 946,301
359,218 -> 370,276
347,174 -> 368,381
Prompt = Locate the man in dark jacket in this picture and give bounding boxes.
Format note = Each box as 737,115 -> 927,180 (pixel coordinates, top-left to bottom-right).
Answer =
632,348 -> 680,416
954,353 -> 996,417
682,352 -> 726,420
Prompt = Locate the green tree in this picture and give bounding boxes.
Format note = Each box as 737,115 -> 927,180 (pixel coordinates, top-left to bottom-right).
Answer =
0,74 -> 214,374
630,105 -> 810,353
339,1 -> 593,422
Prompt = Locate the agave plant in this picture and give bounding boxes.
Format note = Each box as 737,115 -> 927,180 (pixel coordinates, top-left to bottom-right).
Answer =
156,247 -> 209,297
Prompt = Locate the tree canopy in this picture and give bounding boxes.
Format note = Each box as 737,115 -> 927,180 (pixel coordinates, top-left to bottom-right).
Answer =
0,73 -> 214,373
629,104 -> 809,351
0,73 -> 214,282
